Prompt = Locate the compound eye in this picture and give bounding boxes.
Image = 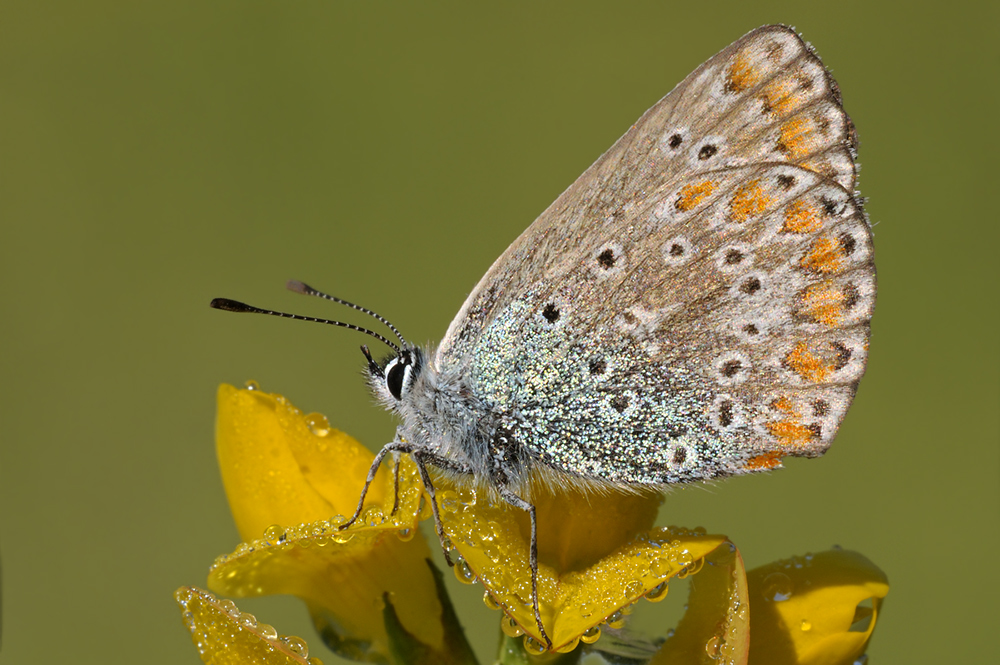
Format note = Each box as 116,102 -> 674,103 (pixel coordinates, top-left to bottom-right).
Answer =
385,358 -> 409,400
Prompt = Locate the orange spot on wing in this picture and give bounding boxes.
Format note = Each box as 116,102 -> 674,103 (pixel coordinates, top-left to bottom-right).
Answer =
769,396 -> 797,414
799,281 -> 846,326
782,200 -> 822,233
730,180 -> 771,222
784,341 -> 835,383
726,54 -> 760,94
743,451 -> 784,470
801,236 -> 844,274
675,180 -> 717,212
761,80 -> 797,115
766,421 -> 816,447
777,116 -> 812,159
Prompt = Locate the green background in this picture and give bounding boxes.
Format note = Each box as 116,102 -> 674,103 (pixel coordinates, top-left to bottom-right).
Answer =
2,1 -> 996,663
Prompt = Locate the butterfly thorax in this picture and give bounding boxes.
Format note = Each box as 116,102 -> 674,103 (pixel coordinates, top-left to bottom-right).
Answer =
371,346 -> 537,496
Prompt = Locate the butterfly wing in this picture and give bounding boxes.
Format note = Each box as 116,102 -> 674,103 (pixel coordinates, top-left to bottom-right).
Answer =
435,25 -> 875,486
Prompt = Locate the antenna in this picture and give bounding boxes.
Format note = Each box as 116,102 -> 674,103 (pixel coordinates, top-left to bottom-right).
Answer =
286,279 -> 408,347
210,298 -> 401,354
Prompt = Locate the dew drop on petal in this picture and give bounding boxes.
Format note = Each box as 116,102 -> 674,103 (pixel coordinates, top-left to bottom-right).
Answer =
501,616 -> 524,637
280,635 -> 309,657
363,506 -> 386,527
259,622 -> 278,640
624,579 -> 644,599
762,572 -> 794,602
483,591 -> 501,611
649,557 -> 671,577
800,619 -> 812,632
263,524 -> 285,544
705,635 -> 721,660
453,557 -> 477,585
556,636 -> 580,653
457,485 -> 477,506
244,380 -> 260,391
646,581 -> 669,602
304,413 -> 331,437
606,610 -> 625,629
397,527 -> 414,542
581,626 -> 601,644
523,635 -> 547,655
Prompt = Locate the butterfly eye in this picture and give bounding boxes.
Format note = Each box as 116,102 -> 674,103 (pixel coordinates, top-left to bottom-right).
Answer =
385,356 -> 411,400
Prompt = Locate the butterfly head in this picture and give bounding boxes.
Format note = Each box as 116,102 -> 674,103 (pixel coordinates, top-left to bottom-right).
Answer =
363,344 -> 423,406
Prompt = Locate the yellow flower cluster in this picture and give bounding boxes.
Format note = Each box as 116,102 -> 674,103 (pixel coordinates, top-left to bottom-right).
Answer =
175,383 -> 888,664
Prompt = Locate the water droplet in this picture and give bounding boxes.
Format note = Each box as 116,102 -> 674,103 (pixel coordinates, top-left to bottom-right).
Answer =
646,581 -> 669,602
219,599 -> 239,617
555,636 -> 580,653
280,635 -> 309,657
762,572 -> 793,602
624,579 -> 644,599
244,380 -> 260,391
523,635 -> 546,655
649,557 -> 671,577
363,506 -> 386,527
606,610 -> 625,629
182,610 -> 195,631
328,517 -> 353,543
483,591 -> 501,611
438,490 -> 459,514
500,615 -> 524,637
457,485 -> 477,506
263,524 -> 285,544
675,549 -> 694,566
397,527 -> 414,542
705,635 -> 721,660
239,612 -> 258,629
259,622 -> 278,639
581,626 -> 601,644
304,413 -> 330,437
800,619 -> 812,632
453,557 -> 477,585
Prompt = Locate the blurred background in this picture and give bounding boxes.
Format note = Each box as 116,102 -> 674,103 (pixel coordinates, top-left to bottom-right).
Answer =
1,1 -> 996,663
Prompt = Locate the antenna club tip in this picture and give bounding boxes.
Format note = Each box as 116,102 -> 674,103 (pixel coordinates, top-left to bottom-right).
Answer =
286,279 -> 314,295
210,298 -> 253,313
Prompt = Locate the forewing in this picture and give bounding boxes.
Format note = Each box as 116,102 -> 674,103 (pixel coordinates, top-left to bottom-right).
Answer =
436,25 -> 874,485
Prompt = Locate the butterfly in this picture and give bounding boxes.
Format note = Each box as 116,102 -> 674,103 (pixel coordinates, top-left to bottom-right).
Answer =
212,24 -> 875,651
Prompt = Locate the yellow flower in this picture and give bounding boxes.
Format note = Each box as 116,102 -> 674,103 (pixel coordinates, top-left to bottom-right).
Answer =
204,384 -> 454,663
176,384 -> 889,665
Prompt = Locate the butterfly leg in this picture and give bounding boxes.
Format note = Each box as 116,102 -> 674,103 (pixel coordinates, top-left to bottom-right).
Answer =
390,452 -> 402,516
498,487 -> 551,651
341,441 -> 413,530
411,450 -> 454,567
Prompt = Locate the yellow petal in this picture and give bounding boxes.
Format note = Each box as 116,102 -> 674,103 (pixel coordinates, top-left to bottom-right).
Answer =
650,541 -> 750,665
437,480 -> 727,651
175,586 -> 320,665
216,384 -> 398,540
212,384 -> 445,659
747,549 -> 888,665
